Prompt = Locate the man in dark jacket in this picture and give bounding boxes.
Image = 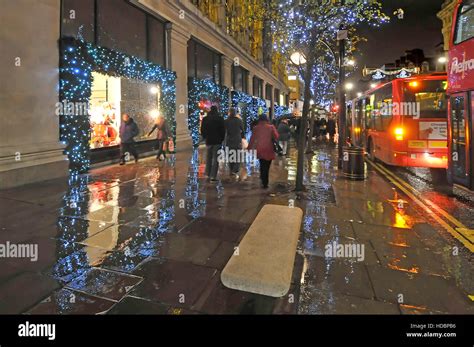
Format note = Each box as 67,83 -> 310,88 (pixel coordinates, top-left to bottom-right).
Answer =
277,119 -> 291,156
201,105 -> 225,181
327,116 -> 336,143
224,107 -> 245,177
119,113 -> 139,165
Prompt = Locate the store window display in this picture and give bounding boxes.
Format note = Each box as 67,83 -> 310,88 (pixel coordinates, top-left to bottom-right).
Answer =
89,72 -> 161,149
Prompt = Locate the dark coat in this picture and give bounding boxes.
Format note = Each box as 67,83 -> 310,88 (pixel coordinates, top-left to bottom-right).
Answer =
148,120 -> 169,140
120,118 -> 139,143
277,122 -> 291,141
224,116 -> 244,148
327,119 -> 336,135
201,112 -> 225,145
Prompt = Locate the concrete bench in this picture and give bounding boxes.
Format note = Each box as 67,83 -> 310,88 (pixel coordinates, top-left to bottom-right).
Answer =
221,204 -> 303,297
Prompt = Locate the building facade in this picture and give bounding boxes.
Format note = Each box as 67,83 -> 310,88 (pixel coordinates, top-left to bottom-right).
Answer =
0,0 -> 289,189
437,0 -> 457,51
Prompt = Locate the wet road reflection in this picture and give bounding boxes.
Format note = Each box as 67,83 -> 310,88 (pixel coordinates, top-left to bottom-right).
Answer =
393,166 -> 474,229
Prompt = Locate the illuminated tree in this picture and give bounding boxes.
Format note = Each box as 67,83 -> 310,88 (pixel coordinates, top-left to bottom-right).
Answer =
267,0 -> 389,191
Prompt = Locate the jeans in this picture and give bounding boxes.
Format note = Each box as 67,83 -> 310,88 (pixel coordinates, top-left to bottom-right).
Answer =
120,142 -> 138,162
206,144 -> 221,179
259,159 -> 272,187
279,141 -> 288,155
227,146 -> 241,174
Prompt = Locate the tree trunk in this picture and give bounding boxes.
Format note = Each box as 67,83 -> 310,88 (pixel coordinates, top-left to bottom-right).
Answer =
306,110 -> 315,153
295,62 -> 313,191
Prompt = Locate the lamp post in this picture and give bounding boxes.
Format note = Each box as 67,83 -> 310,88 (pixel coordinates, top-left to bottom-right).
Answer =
337,27 -> 348,169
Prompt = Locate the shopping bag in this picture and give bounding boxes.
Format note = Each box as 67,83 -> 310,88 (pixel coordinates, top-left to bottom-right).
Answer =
273,140 -> 282,154
168,138 -> 175,153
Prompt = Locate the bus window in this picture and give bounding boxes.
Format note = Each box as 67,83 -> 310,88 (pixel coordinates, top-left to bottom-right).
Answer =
356,99 -> 364,129
365,96 -> 374,129
404,80 -> 448,118
454,1 -> 474,44
374,84 -> 393,130
451,95 -> 467,179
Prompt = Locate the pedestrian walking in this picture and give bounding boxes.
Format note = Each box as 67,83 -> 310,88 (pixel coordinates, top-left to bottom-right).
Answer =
313,117 -> 321,139
119,113 -> 139,165
277,118 -> 291,156
224,107 -> 245,178
327,116 -> 336,143
148,115 -> 170,161
201,105 -> 225,181
248,114 -> 279,189
320,117 -> 327,140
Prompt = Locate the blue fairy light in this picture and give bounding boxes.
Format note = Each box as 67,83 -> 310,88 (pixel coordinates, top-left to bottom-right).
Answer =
59,37 -> 177,173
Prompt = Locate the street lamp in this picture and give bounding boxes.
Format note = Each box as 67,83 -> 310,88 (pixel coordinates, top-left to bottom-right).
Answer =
290,51 -> 307,65
370,83 -> 377,89
438,56 -> 447,64
357,92 -> 362,98
345,58 -> 356,66
345,82 -> 354,91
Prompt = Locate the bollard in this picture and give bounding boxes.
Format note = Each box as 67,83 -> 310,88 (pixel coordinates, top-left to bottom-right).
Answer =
342,146 -> 366,180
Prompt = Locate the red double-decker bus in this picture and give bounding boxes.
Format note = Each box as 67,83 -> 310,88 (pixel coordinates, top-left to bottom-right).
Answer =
447,0 -> 474,190
348,74 -> 448,169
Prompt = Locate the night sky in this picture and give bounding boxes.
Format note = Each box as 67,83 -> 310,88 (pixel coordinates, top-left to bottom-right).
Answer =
352,0 -> 445,84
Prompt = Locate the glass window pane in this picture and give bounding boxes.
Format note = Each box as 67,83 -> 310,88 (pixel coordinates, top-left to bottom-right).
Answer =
455,4 -> 474,44
148,16 -> 166,66
187,41 -> 196,79
196,43 -> 213,80
233,66 -> 242,91
97,0 -> 147,59
61,0 -> 95,42
213,53 -> 221,85
121,78 -> 161,141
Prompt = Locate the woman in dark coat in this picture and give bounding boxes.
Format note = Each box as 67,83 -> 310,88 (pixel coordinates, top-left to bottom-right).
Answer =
248,114 -> 279,189
224,107 -> 245,177
277,119 -> 291,156
148,116 -> 170,160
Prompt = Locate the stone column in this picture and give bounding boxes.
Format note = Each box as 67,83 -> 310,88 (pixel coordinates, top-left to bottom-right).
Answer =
266,83 -> 274,119
0,0 -> 68,189
168,23 -> 192,150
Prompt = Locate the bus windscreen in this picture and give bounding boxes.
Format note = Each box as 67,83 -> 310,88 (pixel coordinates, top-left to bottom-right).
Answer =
403,80 -> 448,118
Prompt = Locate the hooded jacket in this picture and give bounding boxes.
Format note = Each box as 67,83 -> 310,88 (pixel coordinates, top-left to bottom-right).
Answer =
120,117 -> 139,143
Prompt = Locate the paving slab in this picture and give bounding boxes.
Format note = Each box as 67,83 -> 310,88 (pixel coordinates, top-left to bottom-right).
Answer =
221,204 -> 303,297
27,288 -> 115,314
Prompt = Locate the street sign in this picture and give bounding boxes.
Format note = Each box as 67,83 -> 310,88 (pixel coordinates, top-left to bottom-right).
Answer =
337,30 -> 348,41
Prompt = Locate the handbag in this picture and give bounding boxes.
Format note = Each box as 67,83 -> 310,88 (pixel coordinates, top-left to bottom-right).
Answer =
273,140 -> 282,154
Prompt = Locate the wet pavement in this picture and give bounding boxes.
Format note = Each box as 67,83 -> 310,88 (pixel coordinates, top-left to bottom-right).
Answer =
0,142 -> 473,314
